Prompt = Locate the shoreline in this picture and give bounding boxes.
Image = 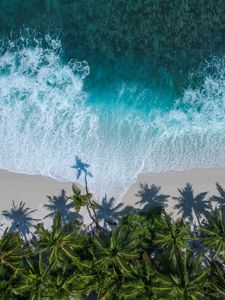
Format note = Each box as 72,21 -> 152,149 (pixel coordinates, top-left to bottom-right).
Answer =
0,167 -> 225,229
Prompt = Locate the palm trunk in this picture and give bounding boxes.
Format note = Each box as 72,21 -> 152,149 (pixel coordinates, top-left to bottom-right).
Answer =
84,172 -> 101,231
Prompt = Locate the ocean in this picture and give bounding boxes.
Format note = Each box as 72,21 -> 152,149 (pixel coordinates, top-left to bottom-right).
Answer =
0,1 -> 225,199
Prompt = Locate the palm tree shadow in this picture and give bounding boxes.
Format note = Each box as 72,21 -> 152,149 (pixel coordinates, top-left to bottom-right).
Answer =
211,182 -> 225,216
173,183 -> 210,224
121,205 -> 140,215
44,189 -> 83,225
94,195 -> 124,229
2,201 -> 39,242
135,183 -> 169,212
71,156 -> 93,192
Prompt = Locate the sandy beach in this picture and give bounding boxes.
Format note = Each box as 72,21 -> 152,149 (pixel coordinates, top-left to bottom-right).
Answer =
122,168 -> 225,217
0,169 -> 90,230
0,167 -> 225,229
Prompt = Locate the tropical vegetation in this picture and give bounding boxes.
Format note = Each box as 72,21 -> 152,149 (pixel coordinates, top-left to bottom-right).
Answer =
1,181 -> 225,299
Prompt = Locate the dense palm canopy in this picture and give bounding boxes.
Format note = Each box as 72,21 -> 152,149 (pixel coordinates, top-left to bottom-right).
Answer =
0,230 -> 30,270
0,231 -> 31,299
0,183 -> 225,299
120,254 -> 155,300
201,209 -> 225,260
92,226 -> 139,274
13,252 -> 53,299
210,260 -> 225,297
154,214 -> 191,257
34,214 -> 89,268
154,250 -> 209,299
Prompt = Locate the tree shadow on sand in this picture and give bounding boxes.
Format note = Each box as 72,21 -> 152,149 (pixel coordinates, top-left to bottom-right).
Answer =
2,201 -> 39,242
94,195 -> 124,229
135,183 -> 169,212
120,205 -> 140,215
71,156 -> 93,192
211,182 -> 225,216
173,183 -> 210,225
44,189 -> 83,226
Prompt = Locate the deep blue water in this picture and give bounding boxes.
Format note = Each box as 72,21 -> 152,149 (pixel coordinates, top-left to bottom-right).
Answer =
1,2 -> 225,199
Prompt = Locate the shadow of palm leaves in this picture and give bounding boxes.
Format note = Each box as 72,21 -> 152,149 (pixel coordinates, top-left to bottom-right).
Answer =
71,156 -> 93,193
211,182 -> 225,215
173,183 -> 209,224
2,201 -> 39,242
121,205 -> 140,215
135,183 -> 169,211
44,189 -> 83,225
94,195 -> 124,229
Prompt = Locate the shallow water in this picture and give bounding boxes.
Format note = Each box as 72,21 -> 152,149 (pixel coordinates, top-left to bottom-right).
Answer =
1,2 -> 225,199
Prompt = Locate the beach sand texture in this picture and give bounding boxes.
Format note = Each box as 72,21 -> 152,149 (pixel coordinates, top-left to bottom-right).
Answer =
0,167 -> 225,230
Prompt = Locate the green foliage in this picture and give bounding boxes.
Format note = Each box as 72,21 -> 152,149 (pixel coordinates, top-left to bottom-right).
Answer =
121,213 -> 154,250
0,230 -> 30,270
13,252 -> 53,299
34,213 -> 89,268
210,260 -> 225,298
154,250 -> 209,299
201,209 -> 225,260
69,183 -> 93,213
1,183 -> 225,299
92,226 -> 139,274
154,214 -> 191,257
121,254 -> 155,300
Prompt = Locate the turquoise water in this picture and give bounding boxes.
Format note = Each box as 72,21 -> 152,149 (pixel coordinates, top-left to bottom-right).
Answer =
1,1 -> 225,198
0,33 -> 225,199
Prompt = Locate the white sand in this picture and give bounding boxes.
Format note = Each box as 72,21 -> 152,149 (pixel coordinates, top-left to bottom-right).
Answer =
0,167 -> 225,230
122,168 -> 225,217
0,169 -> 91,230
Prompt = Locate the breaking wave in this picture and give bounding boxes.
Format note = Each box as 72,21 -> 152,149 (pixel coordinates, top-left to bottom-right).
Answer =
0,34 -> 225,199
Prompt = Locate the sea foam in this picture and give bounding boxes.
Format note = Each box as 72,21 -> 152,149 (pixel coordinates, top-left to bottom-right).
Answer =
0,35 -> 225,200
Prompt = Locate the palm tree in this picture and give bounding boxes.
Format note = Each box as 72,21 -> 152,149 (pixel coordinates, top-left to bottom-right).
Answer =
44,189 -> 82,226
71,157 -> 100,229
210,260 -> 225,298
94,195 -> 124,229
201,209 -> 225,260
136,183 -> 169,211
34,214 -> 90,268
154,213 -> 191,257
173,183 -> 209,225
154,250 -> 209,299
90,222 -> 148,297
121,254 -> 155,299
211,182 -> 225,214
2,201 -> 39,242
121,209 -> 160,252
13,252 -> 53,300
92,225 -> 139,274
0,230 -> 30,270
69,184 -> 97,225
44,261 -> 92,300
0,231 -> 30,299
94,269 -> 124,300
